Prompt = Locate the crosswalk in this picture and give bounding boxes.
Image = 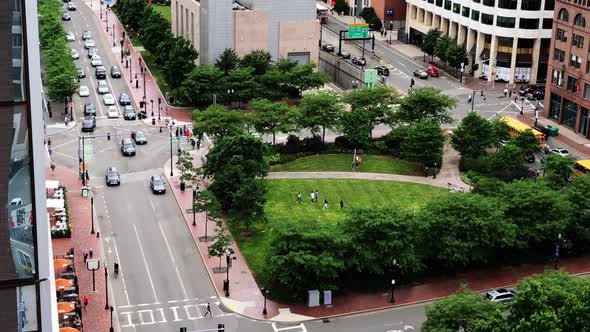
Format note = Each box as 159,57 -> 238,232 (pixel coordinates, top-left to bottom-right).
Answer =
271,323 -> 307,332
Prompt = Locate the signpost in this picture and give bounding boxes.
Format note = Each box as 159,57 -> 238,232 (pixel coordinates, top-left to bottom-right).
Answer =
348,24 -> 369,39
364,69 -> 379,88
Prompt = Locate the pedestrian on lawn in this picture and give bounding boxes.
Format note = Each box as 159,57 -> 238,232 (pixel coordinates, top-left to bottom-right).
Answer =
297,192 -> 302,203
83,296 -> 88,308
315,190 -> 319,202
340,200 -> 344,209
204,302 -> 212,317
323,199 -> 328,209
310,191 -> 314,203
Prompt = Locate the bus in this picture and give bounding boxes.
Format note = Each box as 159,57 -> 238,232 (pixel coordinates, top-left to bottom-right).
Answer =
574,160 -> 590,175
317,3 -> 329,24
499,116 -> 546,148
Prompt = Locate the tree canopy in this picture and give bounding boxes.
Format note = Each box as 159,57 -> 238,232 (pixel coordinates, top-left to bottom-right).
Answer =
299,91 -> 345,142
248,98 -> 298,145
396,87 -> 456,125
452,112 -> 496,158
191,105 -> 244,139
400,120 -> 445,167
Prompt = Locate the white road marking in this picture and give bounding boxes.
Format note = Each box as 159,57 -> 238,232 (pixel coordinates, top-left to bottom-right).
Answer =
111,238 -> 131,305
133,224 -> 159,302
158,222 -> 189,298
118,301 -> 232,329
170,306 -> 182,322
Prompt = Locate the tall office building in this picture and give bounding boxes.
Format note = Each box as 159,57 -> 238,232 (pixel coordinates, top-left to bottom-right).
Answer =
0,0 -> 58,331
543,0 -> 590,138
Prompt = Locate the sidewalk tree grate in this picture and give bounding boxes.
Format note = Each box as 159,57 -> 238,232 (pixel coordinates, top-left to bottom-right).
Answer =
185,208 -> 194,213
212,267 -> 227,274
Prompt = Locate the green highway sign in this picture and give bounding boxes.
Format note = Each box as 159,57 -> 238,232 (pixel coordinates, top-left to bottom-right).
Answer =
364,69 -> 379,88
348,24 -> 369,39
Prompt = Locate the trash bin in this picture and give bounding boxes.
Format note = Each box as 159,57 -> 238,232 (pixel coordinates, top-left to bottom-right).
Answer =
545,125 -> 559,137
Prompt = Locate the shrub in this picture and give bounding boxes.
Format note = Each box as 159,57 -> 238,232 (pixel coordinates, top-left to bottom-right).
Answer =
301,135 -> 325,153
334,135 -> 351,149
284,134 -> 301,154
459,156 -> 488,173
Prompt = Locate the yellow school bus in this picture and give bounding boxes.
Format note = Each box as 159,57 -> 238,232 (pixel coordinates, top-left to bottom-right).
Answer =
573,160 -> 590,176
499,116 -> 546,148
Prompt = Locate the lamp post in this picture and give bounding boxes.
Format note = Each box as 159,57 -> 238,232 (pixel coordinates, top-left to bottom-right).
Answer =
390,279 -> 396,303
227,89 -> 234,109
100,4 -> 102,19
192,186 -> 197,226
169,128 -> 174,176
86,259 -> 99,292
225,248 -> 236,297
109,306 -> 114,332
151,99 -> 154,117
142,68 -> 146,101
106,7 -> 109,32
104,267 -> 109,309
129,57 -> 133,83
262,287 -> 270,316
554,233 -> 563,270
352,80 -> 359,90
112,25 -> 115,47
120,38 -> 124,63
90,192 -> 95,234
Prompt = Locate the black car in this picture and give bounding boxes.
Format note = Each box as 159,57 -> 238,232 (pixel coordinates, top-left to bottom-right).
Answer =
87,47 -> 98,59
526,88 -> 545,100
339,51 -> 351,59
150,175 -> 166,194
95,66 -> 106,79
120,138 -> 136,156
321,44 -> 335,52
122,105 -> 136,120
131,131 -> 147,145
81,116 -> 96,132
119,92 -> 131,106
375,66 -> 390,76
111,66 -> 121,78
83,103 -> 96,116
76,67 -> 85,79
351,57 -> 366,66
62,12 -> 71,21
105,167 -> 121,186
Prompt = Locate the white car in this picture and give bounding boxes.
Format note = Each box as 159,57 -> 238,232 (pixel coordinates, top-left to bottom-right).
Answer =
71,48 -> 79,59
97,80 -> 109,94
91,55 -> 102,67
66,31 -> 75,42
107,106 -> 119,118
549,148 -> 571,157
67,2 -> 76,10
84,39 -> 95,49
103,93 -> 115,105
78,85 -> 90,97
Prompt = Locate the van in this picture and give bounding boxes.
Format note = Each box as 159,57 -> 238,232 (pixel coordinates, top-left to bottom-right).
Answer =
95,66 -> 106,79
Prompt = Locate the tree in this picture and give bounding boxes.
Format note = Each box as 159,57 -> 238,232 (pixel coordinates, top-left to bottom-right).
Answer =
333,0 -> 348,14
359,7 -> 383,31
180,65 -> 225,106
176,150 -> 197,189
447,43 -> 469,70
565,175 -> 590,253
240,50 -> 272,75
215,48 -> 241,75
207,227 -> 233,269
510,130 -> 540,157
400,120 -> 445,167
423,288 -> 502,332
112,0 -> 148,33
139,8 -> 173,55
491,118 -> 511,147
248,98 -> 298,144
419,194 -> 515,268
194,190 -> 222,241
543,154 -> 575,187
396,87 -> 456,125
451,112 -> 496,158
160,37 -> 198,89
191,105 -> 245,139
299,91 -> 344,142
338,108 -> 374,149
225,67 -> 256,105
342,209 -> 424,278
485,144 -> 530,181
421,29 -> 442,62
344,86 -> 399,131
434,35 -> 452,64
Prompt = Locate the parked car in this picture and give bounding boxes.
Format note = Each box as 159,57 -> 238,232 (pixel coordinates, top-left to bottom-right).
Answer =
103,93 -> 115,105
351,57 -> 366,66
519,84 -> 544,96
120,138 -> 136,156
95,66 -> 106,79
76,67 -> 85,79
66,31 -> 75,42
105,167 -> 121,186
84,39 -> 95,49
97,80 -> 109,94
122,105 -> 136,120
83,103 -> 96,116
81,116 -> 96,132
107,106 -> 119,118
118,92 -> 131,106
375,65 -> 390,76
87,47 -> 98,59
321,44 -> 335,52
67,2 -> 76,10
70,48 -> 79,59
413,69 -> 429,79
78,86 -> 90,97
549,148 -> 571,157
82,30 -> 92,41
111,66 -> 122,78
131,131 -> 147,145
91,55 -> 102,67
150,175 -> 166,194
339,51 -> 351,59
484,288 -> 517,304
526,88 -> 545,100
62,12 -> 71,21
427,64 -> 439,77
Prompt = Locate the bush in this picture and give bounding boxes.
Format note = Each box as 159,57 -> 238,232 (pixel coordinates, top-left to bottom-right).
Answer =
284,135 -> 301,154
459,156 -> 488,173
334,135 -> 351,149
301,135 -> 325,153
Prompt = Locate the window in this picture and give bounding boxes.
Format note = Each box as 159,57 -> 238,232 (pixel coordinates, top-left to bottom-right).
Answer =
497,16 -> 516,28
462,6 -> 470,17
473,0 -> 480,2
556,28 -> 568,42
520,18 -> 539,29
574,13 -> 587,27
471,10 -> 480,21
552,69 -> 564,86
445,0 -> 452,9
573,34 -> 585,48
521,0 -> 541,10
436,0 -> 443,6
587,60 -> 590,73
549,93 -> 562,120
483,0 -> 495,6
428,0 -> 434,3
584,83 -> 590,99
567,76 -> 579,93
558,8 -> 569,22
554,48 -> 565,61
543,19 -> 553,29
452,3 -> 460,13
498,0 -> 517,9
17,251 -> 33,272
545,0 -> 555,10
482,13 -> 494,25
570,55 -> 582,68
563,99 -> 578,128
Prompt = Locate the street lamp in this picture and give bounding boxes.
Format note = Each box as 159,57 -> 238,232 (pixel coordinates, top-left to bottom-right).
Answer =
554,233 -> 564,269
262,287 -> 270,316
227,89 -> 235,109
352,80 -> 359,90
151,99 -> 154,117
90,192 -> 95,234
109,306 -> 114,332
129,57 -> 133,83
169,128 -> 174,177
390,279 -> 396,303
120,38 -> 124,63
225,248 -> 236,297
112,25 -> 116,47
192,186 -> 197,226
104,267 -> 109,309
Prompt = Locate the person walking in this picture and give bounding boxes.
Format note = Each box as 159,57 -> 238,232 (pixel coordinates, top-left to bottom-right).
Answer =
89,250 -> 93,259
503,88 -> 508,97
297,192 -> 302,204
83,296 -> 89,309
340,200 -> 344,209
114,262 -> 119,277
310,191 -> 315,203
204,302 -> 212,317
64,115 -> 69,127
323,199 -> 328,209
315,190 -> 319,202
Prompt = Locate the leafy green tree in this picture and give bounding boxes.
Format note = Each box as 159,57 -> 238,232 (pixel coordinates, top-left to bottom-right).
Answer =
194,190 -> 222,240
543,154 -> 575,187
191,105 -> 244,139
421,29 -> 442,62
400,120 -> 445,167
248,98 -> 298,145
215,48 -> 241,75
342,209 -> 424,278
338,108 -> 373,149
447,43 -> 469,70
225,67 -> 256,105
434,35 -> 452,63
344,86 -> 399,131
112,0 -> 148,33
240,50 -> 272,75
486,144 -> 529,181
491,118 -> 511,147
396,87 -> 456,125
451,112 -> 496,158
139,8 -> 173,55
207,227 -> 233,268
180,65 -> 225,106
227,177 -> 266,229
299,91 -> 344,142
260,59 -> 328,98
510,130 -> 540,157
419,194 -> 515,268
472,177 -> 506,197
160,37 -> 198,89
333,0 -> 348,14
267,222 -> 347,299
359,7 -> 383,31
423,288 -> 502,332
565,175 -> 590,252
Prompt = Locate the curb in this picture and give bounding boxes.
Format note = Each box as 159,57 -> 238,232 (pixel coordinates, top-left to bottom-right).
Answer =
46,122 -> 79,137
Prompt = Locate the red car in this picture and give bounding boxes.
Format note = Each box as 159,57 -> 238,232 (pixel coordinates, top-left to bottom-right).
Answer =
427,65 -> 439,77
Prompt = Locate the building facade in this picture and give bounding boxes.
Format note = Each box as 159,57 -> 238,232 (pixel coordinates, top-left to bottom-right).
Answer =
543,0 -> 590,138
172,0 -> 319,65
0,0 -> 58,331
371,0 -> 407,29
405,0 -> 554,85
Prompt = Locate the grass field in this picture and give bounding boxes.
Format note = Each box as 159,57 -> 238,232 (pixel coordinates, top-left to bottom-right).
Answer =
270,154 -> 422,175
228,179 -> 448,281
151,5 -> 171,22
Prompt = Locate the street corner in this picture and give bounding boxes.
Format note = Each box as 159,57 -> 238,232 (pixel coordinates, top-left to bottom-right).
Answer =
269,308 -> 315,323
46,122 -> 78,136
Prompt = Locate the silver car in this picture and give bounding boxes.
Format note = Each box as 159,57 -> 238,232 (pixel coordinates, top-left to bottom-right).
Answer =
91,55 -> 102,67
71,48 -> 79,59
84,39 -> 95,49
103,93 -> 115,106
484,288 -> 517,304
97,80 -> 109,94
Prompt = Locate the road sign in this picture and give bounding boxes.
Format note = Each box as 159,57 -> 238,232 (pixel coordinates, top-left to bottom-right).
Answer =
364,69 -> 379,88
348,24 -> 369,39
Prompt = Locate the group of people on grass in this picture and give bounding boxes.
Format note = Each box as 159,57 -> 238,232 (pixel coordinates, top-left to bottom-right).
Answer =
296,190 -> 344,209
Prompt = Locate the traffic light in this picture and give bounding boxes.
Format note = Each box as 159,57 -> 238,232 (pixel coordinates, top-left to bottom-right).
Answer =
217,324 -> 225,332
107,133 -> 111,140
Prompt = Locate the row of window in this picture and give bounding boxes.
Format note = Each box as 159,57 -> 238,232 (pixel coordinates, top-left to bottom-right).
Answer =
426,0 -> 554,10
558,8 -> 587,28
555,29 -> 586,49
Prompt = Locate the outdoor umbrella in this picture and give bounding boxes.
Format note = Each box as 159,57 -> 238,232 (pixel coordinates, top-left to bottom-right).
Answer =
53,258 -> 73,271
57,302 -> 75,314
55,278 -> 74,290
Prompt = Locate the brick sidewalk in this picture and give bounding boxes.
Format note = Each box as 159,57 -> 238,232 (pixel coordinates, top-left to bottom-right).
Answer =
48,166 -> 113,332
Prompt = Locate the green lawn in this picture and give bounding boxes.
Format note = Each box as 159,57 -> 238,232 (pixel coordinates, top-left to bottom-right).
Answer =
270,154 -> 422,175
228,179 -> 448,282
151,5 -> 171,23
